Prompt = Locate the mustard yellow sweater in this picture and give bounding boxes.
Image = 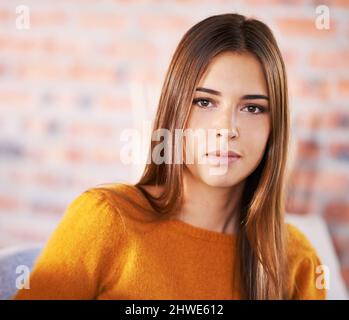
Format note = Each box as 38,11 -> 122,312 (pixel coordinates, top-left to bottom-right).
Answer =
12,183 -> 327,300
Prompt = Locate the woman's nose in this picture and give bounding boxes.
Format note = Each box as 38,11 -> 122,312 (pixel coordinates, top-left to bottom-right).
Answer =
216,127 -> 239,139
215,111 -> 240,139
215,105 -> 239,139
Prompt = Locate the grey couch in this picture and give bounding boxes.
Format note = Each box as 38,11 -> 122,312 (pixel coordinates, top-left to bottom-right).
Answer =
0,244 -> 43,300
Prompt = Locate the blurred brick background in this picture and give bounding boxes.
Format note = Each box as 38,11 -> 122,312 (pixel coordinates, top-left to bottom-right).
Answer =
0,0 -> 348,292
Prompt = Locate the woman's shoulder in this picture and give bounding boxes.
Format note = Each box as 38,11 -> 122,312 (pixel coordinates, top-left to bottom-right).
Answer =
85,182 -> 160,232
285,222 -> 321,262
88,182 -> 137,198
285,223 -> 327,299
82,182 -> 140,206
286,223 -> 315,251
62,184 -> 129,232
89,182 -> 153,212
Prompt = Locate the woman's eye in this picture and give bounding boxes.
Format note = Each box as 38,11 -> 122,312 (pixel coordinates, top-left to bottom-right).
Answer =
193,99 -> 266,113
193,98 -> 215,109
242,105 -> 266,114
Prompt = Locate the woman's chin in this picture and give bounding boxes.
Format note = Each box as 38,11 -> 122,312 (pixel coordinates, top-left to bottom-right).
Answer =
198,172 -> 240,188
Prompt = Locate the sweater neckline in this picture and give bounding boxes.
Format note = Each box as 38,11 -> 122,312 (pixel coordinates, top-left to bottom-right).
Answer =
166,218 -> 236,243
123,183 -> 237,244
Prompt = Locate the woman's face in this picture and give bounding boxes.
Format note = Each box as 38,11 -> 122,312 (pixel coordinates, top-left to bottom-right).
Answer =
184,51 -> 271,187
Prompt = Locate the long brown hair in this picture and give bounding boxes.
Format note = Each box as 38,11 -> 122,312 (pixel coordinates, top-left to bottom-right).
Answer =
101,13 -> 290,299
135,13 -> 290,300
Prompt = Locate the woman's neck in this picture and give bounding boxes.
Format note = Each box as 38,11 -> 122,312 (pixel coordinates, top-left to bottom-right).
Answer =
173,169 -> 245,234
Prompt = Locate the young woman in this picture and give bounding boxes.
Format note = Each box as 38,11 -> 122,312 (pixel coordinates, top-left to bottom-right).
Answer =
13,13 -> 326,300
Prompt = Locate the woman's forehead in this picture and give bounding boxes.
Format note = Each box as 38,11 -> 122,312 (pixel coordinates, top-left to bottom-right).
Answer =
196,52 -> 268,97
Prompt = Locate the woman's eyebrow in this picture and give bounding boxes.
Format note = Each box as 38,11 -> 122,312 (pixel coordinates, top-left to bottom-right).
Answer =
195,87 -> 269,101
242,94 -> 269,101
196,87 -> 222,96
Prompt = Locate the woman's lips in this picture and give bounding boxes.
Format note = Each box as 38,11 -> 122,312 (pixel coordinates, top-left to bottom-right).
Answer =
206,150 -> 242,157
205,153 -> 241,165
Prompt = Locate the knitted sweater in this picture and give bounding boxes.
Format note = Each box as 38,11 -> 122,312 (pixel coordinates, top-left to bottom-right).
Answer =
12,183 -> 327,300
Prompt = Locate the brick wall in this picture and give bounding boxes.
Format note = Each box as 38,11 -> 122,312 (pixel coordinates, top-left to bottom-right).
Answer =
0,0 -> 348,291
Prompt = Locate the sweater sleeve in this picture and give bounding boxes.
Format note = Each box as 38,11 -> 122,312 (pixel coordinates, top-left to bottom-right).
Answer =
286,224 -> 327,300
11,188 -> 125,300
291,252 -> 327,300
